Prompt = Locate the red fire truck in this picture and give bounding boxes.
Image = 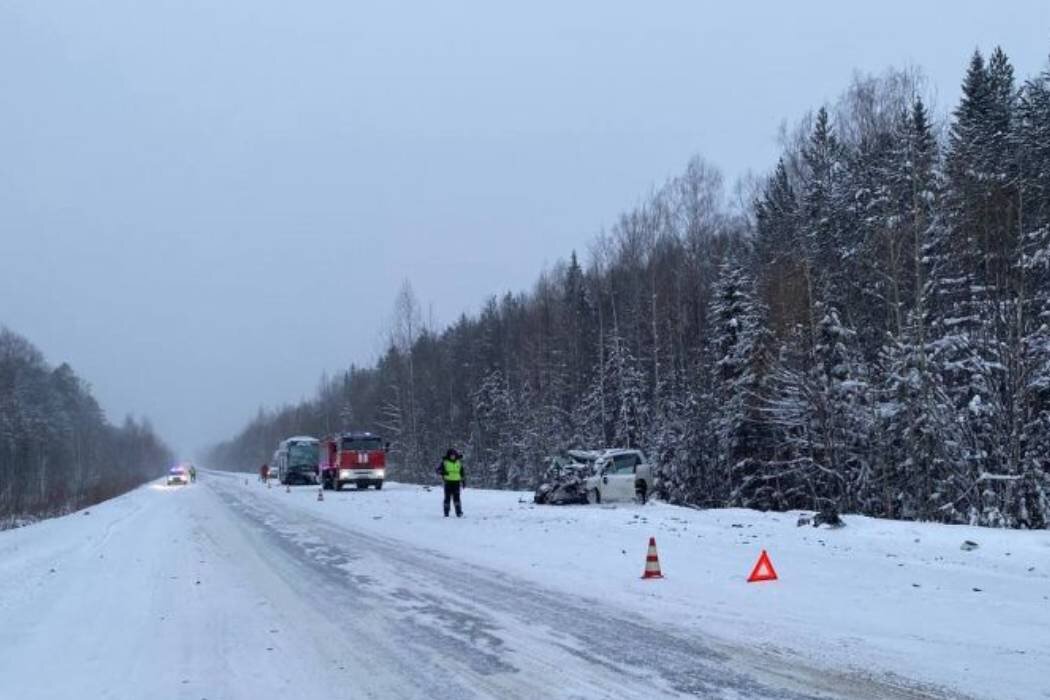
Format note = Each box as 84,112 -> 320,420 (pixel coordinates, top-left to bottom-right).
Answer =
320,431 -> 388,491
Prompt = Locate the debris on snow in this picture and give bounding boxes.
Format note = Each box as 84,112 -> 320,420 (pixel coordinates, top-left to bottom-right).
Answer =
813,507 -> 845,529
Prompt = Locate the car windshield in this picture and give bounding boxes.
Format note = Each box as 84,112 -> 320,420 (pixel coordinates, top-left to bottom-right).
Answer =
341,437 -> 382,451
288,443 -> 318,466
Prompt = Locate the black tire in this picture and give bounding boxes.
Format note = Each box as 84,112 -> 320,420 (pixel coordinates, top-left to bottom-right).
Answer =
333,481 -> 342,492
375,482 -> 383,490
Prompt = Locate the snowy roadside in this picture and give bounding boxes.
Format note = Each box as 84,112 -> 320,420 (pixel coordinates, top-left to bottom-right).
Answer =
241,474 -> 1050,700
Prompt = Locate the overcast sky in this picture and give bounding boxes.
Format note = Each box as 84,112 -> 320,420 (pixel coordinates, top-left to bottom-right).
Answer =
1,1 -> 1048,456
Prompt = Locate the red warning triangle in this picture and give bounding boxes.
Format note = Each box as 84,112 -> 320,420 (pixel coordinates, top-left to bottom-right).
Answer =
747,549 -> 778,583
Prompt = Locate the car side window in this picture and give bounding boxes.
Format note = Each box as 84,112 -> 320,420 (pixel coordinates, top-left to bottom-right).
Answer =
611,454 -> 637,475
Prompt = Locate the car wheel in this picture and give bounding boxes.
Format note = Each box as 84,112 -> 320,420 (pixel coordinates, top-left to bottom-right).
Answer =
374,482 -> 383,490
333,481 -> 342,492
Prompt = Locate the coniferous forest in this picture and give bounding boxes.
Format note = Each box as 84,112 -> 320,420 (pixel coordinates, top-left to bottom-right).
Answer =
0,328 -> 173,525
208,48 -> 1050,529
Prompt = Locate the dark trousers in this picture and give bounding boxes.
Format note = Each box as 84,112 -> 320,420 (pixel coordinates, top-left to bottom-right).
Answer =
443,482 -> 462,516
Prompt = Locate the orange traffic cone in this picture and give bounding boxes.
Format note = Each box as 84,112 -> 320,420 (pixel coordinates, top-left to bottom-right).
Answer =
747,549 -> 778,583
641,537 -> 664,579
317,488 -> 324,502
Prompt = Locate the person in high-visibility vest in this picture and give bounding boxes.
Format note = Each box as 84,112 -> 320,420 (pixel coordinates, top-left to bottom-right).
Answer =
436,448 -> 465,517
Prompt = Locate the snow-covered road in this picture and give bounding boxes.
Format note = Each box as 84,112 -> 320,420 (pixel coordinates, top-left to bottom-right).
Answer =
1,472 -> 1041,699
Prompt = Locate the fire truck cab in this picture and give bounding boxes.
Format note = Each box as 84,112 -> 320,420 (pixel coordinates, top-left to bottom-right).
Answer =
320,432 -> 388,491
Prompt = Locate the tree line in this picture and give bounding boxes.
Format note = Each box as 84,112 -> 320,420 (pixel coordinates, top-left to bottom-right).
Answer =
208,46 -> 1050,529
0,327 -> 173,526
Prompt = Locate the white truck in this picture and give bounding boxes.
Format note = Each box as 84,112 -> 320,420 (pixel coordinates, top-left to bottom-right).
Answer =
582,449 -> 653,504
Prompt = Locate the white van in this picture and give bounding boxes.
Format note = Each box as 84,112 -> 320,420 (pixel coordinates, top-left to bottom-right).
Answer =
583,449 -> 653,504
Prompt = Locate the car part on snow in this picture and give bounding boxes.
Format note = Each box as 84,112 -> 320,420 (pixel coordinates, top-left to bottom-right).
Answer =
798,506 -> 845,528
813,506 -> 844,528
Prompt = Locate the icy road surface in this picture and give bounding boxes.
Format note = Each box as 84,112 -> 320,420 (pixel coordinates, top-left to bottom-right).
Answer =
1,473 -> 1036,699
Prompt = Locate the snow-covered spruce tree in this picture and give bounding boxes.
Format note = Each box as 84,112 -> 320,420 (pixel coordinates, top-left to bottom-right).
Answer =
470,368 -> 520,488
573,370 -> 609,450
869,98 -> 967,522
561,251 -> 599,421
709,257 -> 773,509
1015,260 -> 1050,527
604,330 -> 647,449
843,94 -> 934,353
1012,59 -> 1050,528
801,108 -> 850,305
754,159 -> 805,336
752,335 -> 811,510
763,305 -> 871,512
928,48 -> 1017,525
878,315 -> 963,521
647,377 -> 694,504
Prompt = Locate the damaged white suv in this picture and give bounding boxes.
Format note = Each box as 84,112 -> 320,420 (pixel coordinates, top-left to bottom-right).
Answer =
583,449 -> 653,504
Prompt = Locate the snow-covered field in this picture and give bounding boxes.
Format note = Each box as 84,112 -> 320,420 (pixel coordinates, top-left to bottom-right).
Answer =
0,471 -> 1046,699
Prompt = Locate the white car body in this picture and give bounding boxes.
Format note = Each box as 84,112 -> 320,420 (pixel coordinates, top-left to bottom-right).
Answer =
166,468 -> 189,486
582,449 -> 653,504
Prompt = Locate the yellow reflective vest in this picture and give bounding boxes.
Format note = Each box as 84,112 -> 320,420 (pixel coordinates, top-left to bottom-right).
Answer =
442,459 -> 463,482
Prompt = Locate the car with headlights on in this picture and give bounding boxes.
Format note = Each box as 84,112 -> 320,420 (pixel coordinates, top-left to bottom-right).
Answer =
166,466 -> 189,486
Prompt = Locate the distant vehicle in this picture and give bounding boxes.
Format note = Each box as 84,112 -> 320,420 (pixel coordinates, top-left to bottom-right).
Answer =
320,432 -> 388,491
166,466 -> 189,487
274,436 -> 319,485
582,449 -> 653,504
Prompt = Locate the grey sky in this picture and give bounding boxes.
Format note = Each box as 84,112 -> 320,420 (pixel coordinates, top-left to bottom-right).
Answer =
2,1 -> 1047,456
